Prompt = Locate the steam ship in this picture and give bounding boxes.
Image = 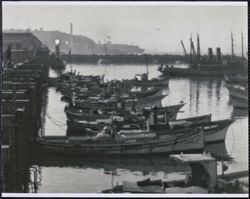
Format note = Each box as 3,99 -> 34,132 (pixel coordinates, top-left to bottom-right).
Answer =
159,33 -> 248,77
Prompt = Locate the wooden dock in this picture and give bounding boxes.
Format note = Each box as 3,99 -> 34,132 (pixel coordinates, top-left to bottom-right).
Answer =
1,57 -> 49,192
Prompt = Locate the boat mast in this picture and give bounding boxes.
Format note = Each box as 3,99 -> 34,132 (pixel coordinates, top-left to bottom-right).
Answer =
197,33 -> 200,63
190,35 -> 196,63
241,31 -> 244,64
70,23 -> 73,71
181,40 -> 187,56
190,35 -> 193,63
231,32 -> 234,59
145,54 -> 149,77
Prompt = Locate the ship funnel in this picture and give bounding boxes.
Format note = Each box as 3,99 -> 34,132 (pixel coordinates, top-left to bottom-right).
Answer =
208,48 -> 213,63
216,47 -> 222,64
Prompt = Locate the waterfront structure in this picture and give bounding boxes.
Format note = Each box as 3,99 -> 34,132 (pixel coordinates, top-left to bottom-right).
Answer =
4,29 -> 144,55
2,32 -> 46,65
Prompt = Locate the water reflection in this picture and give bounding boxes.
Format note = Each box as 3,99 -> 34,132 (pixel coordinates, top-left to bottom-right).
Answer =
215,80 -> 222,105
30,154 -> 190,193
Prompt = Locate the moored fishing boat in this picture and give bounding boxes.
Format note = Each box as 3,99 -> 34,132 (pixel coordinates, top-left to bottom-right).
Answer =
66,103 -> 186,133
151,119 -> 235,143
224,74 -> 248,83
225,83 -> 248,108
36,128 -> 204,155
129,86 -> 164,98
127,73 -> 169,87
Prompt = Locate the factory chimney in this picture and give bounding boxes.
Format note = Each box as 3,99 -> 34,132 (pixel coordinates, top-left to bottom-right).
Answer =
216,48 -> 222,64
208,48 -> 213,63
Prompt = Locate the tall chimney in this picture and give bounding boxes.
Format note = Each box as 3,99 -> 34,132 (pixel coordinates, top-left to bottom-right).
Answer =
216,47 -> 222,64
208,48 -> 213,63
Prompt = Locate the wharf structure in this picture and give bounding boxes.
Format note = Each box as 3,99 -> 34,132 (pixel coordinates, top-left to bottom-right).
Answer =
4,28 -> 144,55
1,32 -> 55,192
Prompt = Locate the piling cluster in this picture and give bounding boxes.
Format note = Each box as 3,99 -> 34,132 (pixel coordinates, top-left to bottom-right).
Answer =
1,58 -> 49,192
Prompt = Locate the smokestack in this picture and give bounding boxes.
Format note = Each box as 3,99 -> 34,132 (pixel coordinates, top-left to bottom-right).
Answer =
216,48 -> 222,64
208,48 -> 213,63
197,34 -> 200,57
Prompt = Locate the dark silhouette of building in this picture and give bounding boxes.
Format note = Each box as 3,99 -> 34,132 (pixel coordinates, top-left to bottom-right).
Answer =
2,32 -> 46,66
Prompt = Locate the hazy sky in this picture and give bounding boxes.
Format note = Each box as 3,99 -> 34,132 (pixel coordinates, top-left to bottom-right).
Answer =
3,2 -> 248,55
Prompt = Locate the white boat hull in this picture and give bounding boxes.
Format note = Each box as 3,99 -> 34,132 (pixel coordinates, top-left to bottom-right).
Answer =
204,125 -> 229,143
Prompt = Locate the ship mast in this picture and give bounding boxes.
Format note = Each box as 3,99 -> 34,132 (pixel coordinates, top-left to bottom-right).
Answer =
181,40 -> 187,56
231,32 -> 234,59
197,33 -> 200,63
70,23 -> 73,71
190,35 -> 196,62
145,54 -> 149,77
241,31 -> 244,64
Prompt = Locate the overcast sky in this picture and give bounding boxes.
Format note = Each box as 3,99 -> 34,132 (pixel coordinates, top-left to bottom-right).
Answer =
3,2 -> 248,55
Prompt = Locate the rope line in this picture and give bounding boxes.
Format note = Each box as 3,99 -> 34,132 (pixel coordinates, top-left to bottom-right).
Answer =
46,113 -> 66,126
45,113 -> 67,131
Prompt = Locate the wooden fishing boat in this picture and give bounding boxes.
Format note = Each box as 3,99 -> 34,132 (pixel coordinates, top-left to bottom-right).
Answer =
66,103 -> 186,133
36,129 -> 204,155
65,105 -> 115,121
226,84 -> 248,100
224,74 -> 248,83
229,96 -> 248,109
129,86 -> 163,98
226,83 -> 248,108
127,73 -> 169,87
152,119 -> 234,143
168,114 -> 212,126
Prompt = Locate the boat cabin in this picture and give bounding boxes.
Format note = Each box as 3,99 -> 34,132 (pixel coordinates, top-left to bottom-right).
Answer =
134,73 -> 148,81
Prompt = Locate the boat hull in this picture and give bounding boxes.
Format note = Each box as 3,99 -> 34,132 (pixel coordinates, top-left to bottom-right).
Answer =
37,131 -> 204,155
203,124 -> 230,143
153,119 -> 234,144
230,96 -> 248,109
159,67 -> 246,77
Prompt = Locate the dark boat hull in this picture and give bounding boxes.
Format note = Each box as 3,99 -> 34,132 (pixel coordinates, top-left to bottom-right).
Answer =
159,66 -> 247,77
37,131 -> 204,155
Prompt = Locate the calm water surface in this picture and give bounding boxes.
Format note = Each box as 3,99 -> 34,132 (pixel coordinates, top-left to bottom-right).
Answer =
34,63 -> 248,193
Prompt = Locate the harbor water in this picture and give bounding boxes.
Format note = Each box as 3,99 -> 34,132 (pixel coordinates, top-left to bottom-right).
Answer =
33,64 -> 248,193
